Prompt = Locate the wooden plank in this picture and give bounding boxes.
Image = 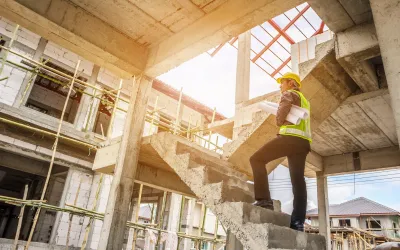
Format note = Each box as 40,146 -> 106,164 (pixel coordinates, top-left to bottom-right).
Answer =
358,96 -> 398,145
331,103 -> 393,149
316,117 -> 367,153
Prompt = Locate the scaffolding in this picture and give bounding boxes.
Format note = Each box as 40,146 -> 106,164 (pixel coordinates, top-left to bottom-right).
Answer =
306,225 -> 400,250
0,43 -> 224,154
0,30 -> 228,249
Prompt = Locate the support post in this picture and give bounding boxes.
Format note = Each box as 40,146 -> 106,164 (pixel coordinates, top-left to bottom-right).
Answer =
98,76 -> 153,250
316,171 -> 331,250
235,31 -> 251,110
13,184 -> 28,250
370,0 -> 400,146
13,37 -> 48,107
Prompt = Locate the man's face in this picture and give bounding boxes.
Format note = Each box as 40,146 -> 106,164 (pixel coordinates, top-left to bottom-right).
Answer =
280,78 -> 293,93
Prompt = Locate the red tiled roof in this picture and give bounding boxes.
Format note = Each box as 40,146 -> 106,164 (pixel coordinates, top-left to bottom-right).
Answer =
307,197 -> 400,217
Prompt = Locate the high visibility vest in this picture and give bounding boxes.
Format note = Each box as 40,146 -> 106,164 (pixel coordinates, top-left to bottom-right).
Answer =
279,90 -> 312,142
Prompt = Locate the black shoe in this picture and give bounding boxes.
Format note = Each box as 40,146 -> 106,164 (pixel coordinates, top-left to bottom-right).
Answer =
252,200 -> 274,210
290,220 -> 304,232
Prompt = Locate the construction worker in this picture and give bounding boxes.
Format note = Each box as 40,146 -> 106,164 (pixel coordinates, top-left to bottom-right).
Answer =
250,72 -> 311,232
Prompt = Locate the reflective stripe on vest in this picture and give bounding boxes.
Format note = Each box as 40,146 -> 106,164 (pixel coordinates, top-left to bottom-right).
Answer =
279,90 -> 312,142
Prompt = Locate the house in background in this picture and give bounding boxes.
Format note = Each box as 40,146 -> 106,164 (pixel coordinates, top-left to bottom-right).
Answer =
307,197 -> 400,239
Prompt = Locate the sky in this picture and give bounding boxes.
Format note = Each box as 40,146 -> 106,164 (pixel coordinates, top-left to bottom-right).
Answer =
157,5 -> 400,214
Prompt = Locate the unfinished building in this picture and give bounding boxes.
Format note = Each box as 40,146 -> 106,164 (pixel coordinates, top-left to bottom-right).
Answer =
0,0 -> 399,249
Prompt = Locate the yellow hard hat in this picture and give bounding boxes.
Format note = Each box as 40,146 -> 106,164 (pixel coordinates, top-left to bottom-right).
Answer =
277,72 -> 301,88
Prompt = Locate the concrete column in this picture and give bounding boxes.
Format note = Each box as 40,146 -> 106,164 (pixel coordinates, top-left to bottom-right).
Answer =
370,0 -> 400,145
13,37 -> 48,107
316,171 -> 331,250
235,31 -> 251,109
98,76 -> 153,250
74,65 -> 101,131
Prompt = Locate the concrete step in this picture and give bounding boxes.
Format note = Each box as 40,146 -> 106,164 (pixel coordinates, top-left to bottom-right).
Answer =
204,182 -> 254,204
265,223 -> 326,250
227,222 -> 326,250
189,165 -> 253,192
175,141 -> 248,180
217,202 -> 290,227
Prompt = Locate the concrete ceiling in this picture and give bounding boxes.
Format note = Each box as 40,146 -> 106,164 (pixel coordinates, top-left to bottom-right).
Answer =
312,89 -> 398,156
308,0 -> 373,33
67,0 -> 225,46
1,0 -> 305,77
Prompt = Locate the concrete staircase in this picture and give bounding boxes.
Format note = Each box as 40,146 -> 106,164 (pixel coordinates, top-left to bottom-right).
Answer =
222,93 -> 283,177
145,132 -> 326,250
222,39 -> 358,178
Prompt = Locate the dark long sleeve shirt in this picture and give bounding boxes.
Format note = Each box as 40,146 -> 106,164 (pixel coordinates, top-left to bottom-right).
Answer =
276,88 -> 301,127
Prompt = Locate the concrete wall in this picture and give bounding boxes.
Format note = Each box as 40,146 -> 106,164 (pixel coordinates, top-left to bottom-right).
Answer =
0,16 -> 36,106
53,168 -> 94,247
87,174 -> 113,249
43,41 -> 94,76
35,177 -> 65,243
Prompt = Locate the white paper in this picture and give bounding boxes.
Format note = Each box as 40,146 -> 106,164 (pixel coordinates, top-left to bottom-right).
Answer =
258,102 -> 302,125
263,101 -> 309,119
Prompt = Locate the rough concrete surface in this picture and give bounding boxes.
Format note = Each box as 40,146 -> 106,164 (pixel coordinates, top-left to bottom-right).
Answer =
148,132 -> 326,249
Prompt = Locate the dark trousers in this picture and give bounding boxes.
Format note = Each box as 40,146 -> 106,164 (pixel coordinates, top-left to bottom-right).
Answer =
250,135 -> 310,223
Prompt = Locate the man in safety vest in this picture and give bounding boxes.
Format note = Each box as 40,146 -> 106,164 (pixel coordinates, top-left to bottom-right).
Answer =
250,72 -> 311,232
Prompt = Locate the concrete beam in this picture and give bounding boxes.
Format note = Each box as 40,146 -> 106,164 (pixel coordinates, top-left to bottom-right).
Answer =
307,0 -> 355,33
0,0 -> 147,77
0,150 -> 48,176
335,23 -> 380,61
145,0 -> 303,77
316,171 -> 331,250
0,133 -> 92,169
335,22 -> 380,92
306,151 -> 324,172
342,88 -> 389,105
235,31 -> 251,107
324,146 -> 400,175
337,58 -> 379,92
370,0 -> 400,146
135,164 -> 195,198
